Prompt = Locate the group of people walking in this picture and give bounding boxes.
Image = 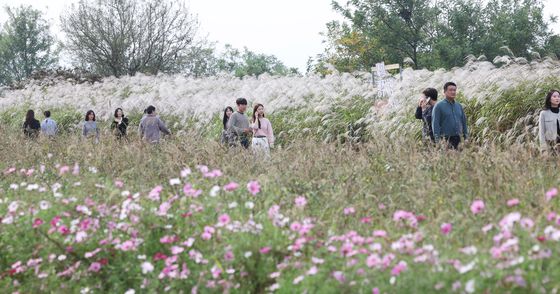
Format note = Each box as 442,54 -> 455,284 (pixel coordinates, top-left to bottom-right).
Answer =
20,98 -> 275,155
415,81 -> 560,154
21,105 -> 171,144
415,82 -> 468,150
221,98 -> 275,156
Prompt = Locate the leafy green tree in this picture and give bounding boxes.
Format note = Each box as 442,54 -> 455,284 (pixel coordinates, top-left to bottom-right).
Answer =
216,45 -> 298,78
0,6 -> 59,86
317,0 -> 555,72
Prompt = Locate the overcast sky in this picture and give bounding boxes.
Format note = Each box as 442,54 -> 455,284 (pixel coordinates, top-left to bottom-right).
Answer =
1,0 -> 560,71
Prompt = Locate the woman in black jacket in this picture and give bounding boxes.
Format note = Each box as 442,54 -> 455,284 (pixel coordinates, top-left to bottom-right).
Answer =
23,110 -> 41,139
111,108 -> 129,139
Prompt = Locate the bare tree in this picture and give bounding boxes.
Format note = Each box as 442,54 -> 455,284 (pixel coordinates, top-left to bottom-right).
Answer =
61,0 -> 198,77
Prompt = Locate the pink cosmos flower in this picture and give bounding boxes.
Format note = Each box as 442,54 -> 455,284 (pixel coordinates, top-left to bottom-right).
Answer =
440,223 -> 452,235
157,202 -> 172,216
260,247 -> 271,254
470,200 -> 485,215
211,265 -> 222,279
307,266 -> 318,275
224,251 -> 234,261
148,185 -> 163,201
218,214 -> 231,226
183,184 -> 202,198
295,196 -> 307,208
507,198 -> 520,207
344,207 -> 356,215
290,222 -> 302,232
59,166 -> 70,175
160,235 -> 178,244
171,246 -> 184,255
247,181 -> 261,196
201,232 -> 212,241
58,225 -> 70,235
32,218 -> 44,228
141,262 -> 154,274
546,188 -> 558,202
114,180 -> 124,188
391,261 -> 408,276
373,230 -> 387,238
89,262 -> 101,272
332,271 -> 346,283
118,240 -> 136,251
224,182 -> 239,192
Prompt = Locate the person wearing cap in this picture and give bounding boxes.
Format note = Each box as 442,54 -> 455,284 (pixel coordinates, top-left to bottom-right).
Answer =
415,88 -> 438,143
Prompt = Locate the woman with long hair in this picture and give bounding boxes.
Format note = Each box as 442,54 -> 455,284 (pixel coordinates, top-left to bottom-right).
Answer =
539,89 -> 560,154
250,103 -> 274,156
23,109 -> 40,139
82,110 -> 100,144
111,108 -> 129,139
221,106 -> 234,145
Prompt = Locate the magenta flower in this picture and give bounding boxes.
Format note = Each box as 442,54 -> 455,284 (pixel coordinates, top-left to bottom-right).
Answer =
507,198 -> 520,207
391,261 -> 408,276
32,218 -> 44,228
470,200 -> 485,215
160,235 -> 177,244
546,188 -> 558,202
218,214 -> 231,226
260,247 -> 271,254
295,196 -> 307,208
224,182 -> 239,192
247,181 -> 261,196
440,223 -> 452,235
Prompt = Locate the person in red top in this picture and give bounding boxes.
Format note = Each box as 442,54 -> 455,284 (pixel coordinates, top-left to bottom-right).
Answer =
251,103 -> 274,156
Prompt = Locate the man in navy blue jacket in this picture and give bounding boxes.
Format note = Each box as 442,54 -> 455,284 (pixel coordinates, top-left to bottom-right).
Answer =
432,82 -> 468,149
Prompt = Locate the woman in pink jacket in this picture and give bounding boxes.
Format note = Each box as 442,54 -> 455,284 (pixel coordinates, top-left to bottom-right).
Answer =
251,103 -> 274,156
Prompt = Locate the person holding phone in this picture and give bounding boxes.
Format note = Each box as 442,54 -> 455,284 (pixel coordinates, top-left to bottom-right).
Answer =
415,88 -> 438,143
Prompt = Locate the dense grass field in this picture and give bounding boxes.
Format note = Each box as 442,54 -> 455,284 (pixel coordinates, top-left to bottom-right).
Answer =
1,123 -> 559,293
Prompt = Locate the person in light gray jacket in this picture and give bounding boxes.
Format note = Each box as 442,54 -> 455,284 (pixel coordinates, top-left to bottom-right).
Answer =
139,105 -> 170,144
539,90 -> 560,154
41,110 -> 58,137
82,110 -> 99,144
